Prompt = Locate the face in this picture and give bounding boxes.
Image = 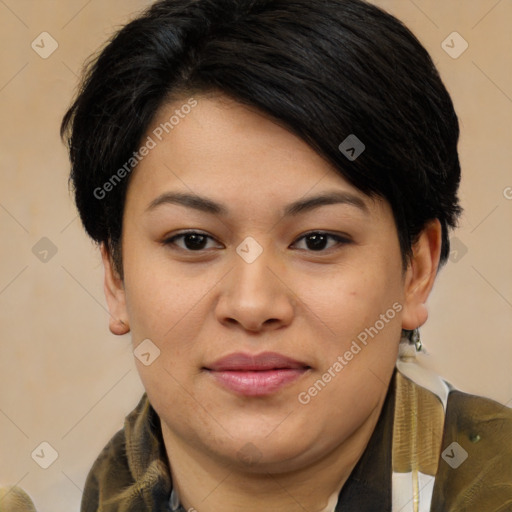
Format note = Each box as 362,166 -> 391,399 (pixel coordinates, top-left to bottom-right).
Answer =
104,93 -> 436,474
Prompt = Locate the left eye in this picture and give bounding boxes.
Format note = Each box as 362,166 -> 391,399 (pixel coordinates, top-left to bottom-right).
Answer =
291,232 -> 350,252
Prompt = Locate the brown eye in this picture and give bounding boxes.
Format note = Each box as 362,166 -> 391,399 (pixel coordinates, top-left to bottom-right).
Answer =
181,233 -> 208,250
292,232 -> 351,252
304,233 -> 330,251
163,231 -> 221,251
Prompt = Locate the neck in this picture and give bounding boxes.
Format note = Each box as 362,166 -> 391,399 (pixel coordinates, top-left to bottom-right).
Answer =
161,395 -> 387,512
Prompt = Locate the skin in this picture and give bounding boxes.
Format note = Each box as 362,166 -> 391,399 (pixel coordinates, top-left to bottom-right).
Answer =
102,93 -> 442,512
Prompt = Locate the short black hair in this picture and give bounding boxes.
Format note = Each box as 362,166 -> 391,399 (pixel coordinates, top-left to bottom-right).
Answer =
61,0 -> 462,277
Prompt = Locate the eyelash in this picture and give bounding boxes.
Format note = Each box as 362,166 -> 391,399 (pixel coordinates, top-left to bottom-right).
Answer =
162,230 -> 352,254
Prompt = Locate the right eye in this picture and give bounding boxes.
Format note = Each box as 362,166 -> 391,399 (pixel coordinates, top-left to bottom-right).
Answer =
162,230 -> 223,252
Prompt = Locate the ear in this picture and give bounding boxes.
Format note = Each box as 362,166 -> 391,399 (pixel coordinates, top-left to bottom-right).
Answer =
100,243 -> 130,335
401,219 -> 443,331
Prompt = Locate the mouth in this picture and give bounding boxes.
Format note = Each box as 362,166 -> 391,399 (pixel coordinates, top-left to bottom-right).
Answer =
204,352 -> 311,396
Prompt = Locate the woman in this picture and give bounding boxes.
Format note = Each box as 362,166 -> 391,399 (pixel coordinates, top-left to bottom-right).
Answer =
3,0 -> 510,510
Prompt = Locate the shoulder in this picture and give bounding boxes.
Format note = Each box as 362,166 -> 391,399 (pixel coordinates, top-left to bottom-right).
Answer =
81,392 -> 171,512
431,388 -> 512,510
81,393 -> 151,512
396,360 -> 512,510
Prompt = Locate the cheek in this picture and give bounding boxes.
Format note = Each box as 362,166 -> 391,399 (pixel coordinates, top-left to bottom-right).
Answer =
122,247 -> 209,342
292,270 -> 402,440
299,261 -> 404,344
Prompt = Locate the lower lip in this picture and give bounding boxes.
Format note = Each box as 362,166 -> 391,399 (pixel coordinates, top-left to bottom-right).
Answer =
208,369 -> 308,396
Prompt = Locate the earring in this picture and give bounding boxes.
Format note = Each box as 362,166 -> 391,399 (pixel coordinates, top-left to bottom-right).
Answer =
409,328 -> 422,352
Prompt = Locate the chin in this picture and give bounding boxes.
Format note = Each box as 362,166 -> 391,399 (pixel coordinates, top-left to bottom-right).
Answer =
206,421 -> 325,473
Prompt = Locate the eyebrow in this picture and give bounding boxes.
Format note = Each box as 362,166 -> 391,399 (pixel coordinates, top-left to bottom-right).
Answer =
145,190 -> 369,217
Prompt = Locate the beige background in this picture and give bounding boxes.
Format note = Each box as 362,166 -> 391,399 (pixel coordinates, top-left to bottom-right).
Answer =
0,1 -> 511,511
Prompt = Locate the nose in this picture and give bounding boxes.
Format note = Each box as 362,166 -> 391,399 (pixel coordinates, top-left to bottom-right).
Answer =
214,245 -> 295,333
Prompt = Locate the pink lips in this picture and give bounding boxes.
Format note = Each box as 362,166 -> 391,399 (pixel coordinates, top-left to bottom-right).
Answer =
205,352 -> 310,396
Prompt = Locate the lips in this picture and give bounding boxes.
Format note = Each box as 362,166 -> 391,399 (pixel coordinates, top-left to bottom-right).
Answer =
204,352 -> 311,396
206,352 -> 309,371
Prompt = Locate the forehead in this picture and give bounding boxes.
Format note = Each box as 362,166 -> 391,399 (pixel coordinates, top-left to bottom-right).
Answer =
143,93 -> 332,178
124,93 -> 386,220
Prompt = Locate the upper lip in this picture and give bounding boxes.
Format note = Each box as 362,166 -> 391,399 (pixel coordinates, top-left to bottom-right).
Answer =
205,352 -> 310,371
